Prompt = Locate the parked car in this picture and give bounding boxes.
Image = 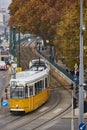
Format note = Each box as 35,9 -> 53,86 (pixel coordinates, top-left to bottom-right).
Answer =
0,61 -> 7,70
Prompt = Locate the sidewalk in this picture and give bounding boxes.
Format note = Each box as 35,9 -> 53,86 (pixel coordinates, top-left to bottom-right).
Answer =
63,108 -> 87,119
0,69 -> 12,115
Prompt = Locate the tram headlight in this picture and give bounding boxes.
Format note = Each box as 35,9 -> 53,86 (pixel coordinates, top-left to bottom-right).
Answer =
16,104 -> 18,109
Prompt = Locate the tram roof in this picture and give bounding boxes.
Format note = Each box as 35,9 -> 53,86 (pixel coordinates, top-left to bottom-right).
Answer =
10,67 -> 50,84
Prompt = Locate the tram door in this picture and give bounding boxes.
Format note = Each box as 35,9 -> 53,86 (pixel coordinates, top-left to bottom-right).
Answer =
28,85 -> 33,110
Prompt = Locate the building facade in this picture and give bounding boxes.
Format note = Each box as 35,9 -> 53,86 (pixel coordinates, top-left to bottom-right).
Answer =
0,9 -> 7,35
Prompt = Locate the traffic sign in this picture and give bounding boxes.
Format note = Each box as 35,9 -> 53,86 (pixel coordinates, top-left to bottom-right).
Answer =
79,122 -> 86,130
8,56 -> 11,61
73,75 -> 78,83
1,101 -> 9,107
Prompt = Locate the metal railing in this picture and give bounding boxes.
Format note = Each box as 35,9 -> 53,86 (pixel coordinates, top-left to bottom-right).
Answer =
37,49 -> 74,81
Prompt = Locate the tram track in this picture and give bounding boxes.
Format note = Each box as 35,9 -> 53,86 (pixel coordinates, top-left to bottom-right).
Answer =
18,86 -> 71,130
0,76 -> 71,130
0,41 -> 72,130
16,45 -> 36,70
0,90 -> 60,129
0,88 -> 59,128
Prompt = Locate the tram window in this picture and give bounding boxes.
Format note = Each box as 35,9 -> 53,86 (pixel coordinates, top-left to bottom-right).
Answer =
35,80 -> 44,94
39,80 -> 44,91
29,86 -> 33,96
11,87 -> 24,98
38,81 -> 42,92
25,86 -> 28,98
10,87 -> 18,98
18,87 -> 24,98
35,82 -> 39,94
42,80 -> 44,89
45,77 -> 48,88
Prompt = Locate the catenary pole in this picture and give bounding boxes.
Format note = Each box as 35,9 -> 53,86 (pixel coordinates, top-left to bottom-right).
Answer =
18,25 -> 21,67
12,26 -> 16,58
71,88 -> 74,130
79,0 -> 84,127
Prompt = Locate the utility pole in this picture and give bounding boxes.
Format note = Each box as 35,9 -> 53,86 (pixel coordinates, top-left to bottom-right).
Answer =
71,84 -> 74,130
79,0 -> 85,127
10,27 -> 12,54
12,26 -> 16,58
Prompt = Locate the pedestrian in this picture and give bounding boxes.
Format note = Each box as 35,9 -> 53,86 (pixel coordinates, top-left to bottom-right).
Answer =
66,66 -> 68,72
1,97 -> 3,106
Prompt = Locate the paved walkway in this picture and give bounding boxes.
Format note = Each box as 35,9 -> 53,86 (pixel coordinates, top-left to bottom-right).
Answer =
0,69 -> 12,114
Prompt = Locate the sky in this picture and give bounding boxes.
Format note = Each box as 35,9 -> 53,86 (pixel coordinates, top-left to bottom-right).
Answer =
0,0 -> 12,12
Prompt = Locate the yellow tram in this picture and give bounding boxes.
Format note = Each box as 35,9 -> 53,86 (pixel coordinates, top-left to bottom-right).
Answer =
9,59 -> 50,114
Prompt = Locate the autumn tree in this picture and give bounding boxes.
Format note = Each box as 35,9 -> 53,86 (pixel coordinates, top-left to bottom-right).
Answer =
8,0 -> 87,69
8,0 -> 70,43
54,0 -> 87,69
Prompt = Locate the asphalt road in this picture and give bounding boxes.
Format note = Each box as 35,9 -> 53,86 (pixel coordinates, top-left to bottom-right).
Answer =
45,118 -> 78,130
0,70 -> 10,102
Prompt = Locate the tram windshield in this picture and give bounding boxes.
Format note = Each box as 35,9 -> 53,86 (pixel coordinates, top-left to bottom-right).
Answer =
11,87 -> 25,98
10,82 -> 25,98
